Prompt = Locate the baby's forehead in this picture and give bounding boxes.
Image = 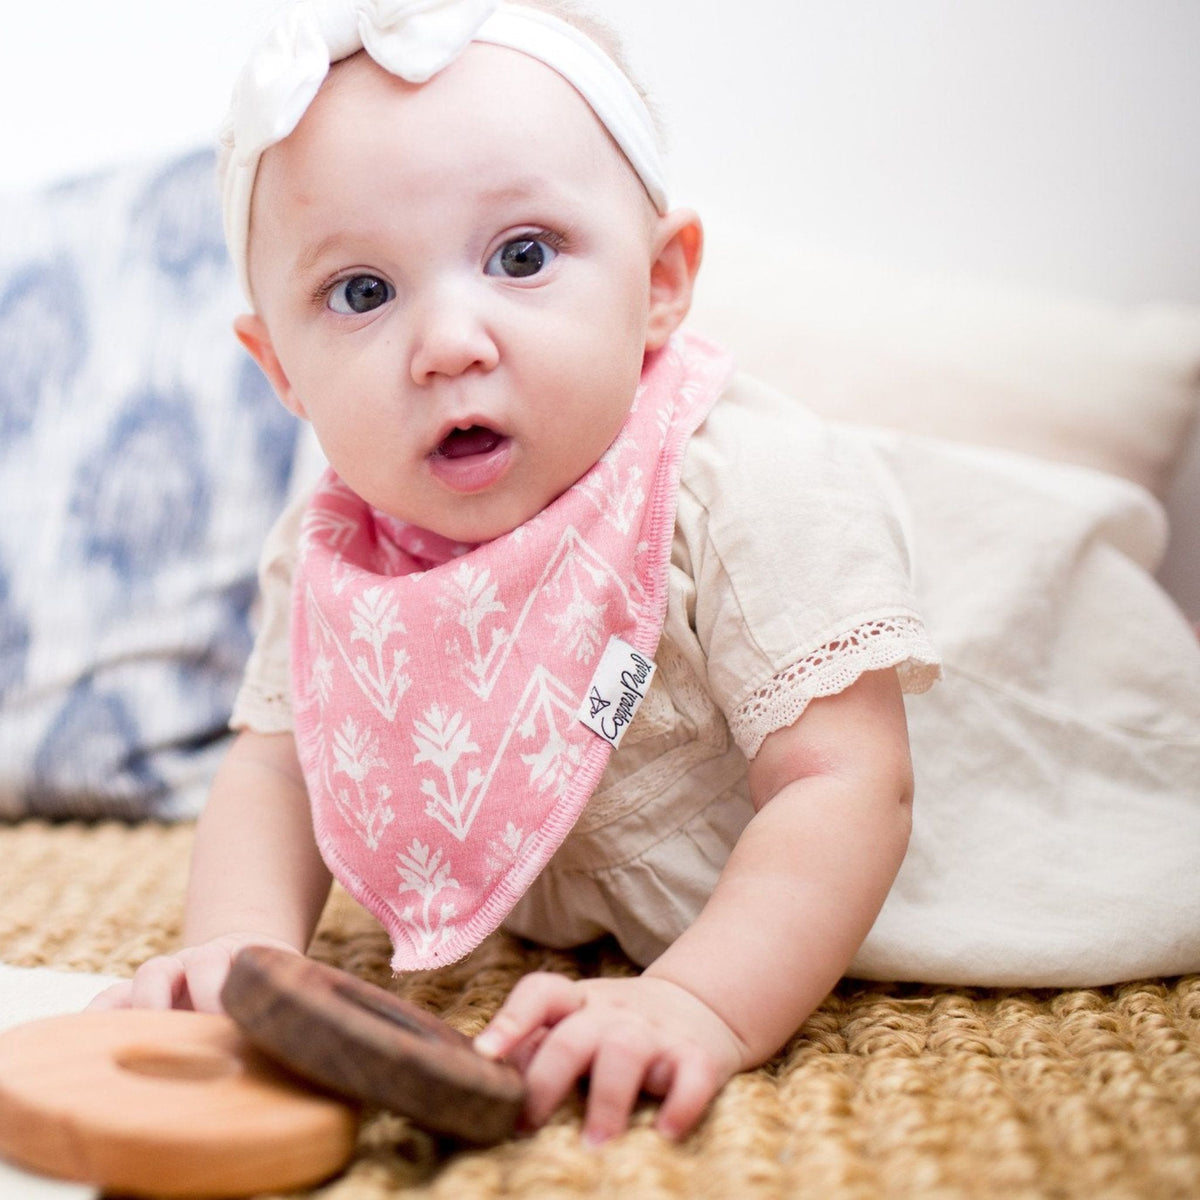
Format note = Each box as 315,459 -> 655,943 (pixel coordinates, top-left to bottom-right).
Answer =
326,44 -> 601,137
291,44 -> 649,199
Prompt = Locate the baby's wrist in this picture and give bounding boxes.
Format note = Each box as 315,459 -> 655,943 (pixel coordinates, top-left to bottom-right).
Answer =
640,966 -> 756,1069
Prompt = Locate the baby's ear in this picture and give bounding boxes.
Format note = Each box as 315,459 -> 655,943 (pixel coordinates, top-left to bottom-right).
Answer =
234,314 -> 307,419
644,209 -> 703,352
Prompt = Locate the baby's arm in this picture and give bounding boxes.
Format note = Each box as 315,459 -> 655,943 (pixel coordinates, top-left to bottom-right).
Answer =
475,667 -> 914,1143
89,729 -> 331,1013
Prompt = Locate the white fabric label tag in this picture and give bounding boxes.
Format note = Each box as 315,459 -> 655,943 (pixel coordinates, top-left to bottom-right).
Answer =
577,636 -> 657,749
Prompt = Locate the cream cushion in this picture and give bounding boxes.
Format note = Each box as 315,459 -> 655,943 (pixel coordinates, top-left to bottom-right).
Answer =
690,220 -> 1200,504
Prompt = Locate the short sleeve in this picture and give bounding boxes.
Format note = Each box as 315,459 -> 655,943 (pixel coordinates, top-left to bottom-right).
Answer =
228,487 -> 309,733
675,373 -> 941,758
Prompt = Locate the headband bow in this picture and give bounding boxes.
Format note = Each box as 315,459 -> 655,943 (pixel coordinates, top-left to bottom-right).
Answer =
229,0 -> 497,162
221,0 -> 669,302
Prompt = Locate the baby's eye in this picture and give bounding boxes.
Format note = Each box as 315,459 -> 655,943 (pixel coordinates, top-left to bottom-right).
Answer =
484,237 -> 558,279
327,274 -> 394,314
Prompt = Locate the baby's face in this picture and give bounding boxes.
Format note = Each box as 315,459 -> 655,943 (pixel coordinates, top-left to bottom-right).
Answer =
242,45 -> 671,543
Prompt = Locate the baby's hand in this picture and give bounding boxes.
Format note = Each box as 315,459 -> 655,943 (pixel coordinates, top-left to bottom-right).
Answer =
474,973 -> 748,1144
86,934 -> 299,1014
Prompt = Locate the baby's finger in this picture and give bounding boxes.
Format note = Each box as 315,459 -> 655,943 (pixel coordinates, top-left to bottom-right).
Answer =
581,1028 -> 658,1145
653,1049 -> 722,1140
182,947 -> 237,1014
520,1014 -> 602,1129
85,981 -> 134,1011
499,1025 -> 549,1074
127,957 -> 188,1010
475,971 -> 582,1060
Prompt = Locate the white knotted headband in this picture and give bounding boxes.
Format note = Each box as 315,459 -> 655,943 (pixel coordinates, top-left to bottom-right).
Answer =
221,0 -> 669,302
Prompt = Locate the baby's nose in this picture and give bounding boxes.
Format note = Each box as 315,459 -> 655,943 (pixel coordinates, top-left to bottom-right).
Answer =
409,287 -> 499,384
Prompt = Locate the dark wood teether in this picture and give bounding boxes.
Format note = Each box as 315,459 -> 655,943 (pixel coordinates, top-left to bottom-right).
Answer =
221,946 -> 525,1144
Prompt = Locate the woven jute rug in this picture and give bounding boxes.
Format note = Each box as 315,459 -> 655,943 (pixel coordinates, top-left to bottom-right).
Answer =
1,819 -> 1197,1200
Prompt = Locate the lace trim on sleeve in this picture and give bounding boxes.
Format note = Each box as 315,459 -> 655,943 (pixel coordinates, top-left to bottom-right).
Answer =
728,614 -> 941,759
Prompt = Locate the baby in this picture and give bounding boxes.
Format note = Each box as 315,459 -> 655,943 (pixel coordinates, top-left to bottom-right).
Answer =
94,0 -> 1200,1146
92,0 -> 927,1140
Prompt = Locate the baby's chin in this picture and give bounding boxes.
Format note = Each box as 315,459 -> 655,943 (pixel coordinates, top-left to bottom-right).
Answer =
400,492 -> 544,549
371,455 -> 582,547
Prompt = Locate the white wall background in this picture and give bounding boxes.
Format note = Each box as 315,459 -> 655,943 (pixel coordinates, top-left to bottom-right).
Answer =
4,0 -> 1198,605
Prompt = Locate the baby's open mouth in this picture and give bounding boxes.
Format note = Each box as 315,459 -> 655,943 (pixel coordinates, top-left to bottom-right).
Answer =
428,422 -> 513,494
436,425 -> 505,460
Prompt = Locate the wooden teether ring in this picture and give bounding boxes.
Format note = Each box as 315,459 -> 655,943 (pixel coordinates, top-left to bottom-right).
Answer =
0,1009 -> 358,1198
221,946 -> 525,1144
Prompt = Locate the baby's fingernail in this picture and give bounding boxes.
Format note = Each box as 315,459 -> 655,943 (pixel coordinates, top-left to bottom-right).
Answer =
474,1031 -> 501,1057
580,1123 -> 619,1152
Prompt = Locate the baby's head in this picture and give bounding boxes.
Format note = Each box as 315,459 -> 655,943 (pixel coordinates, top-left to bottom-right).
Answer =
223,0 -> 702,544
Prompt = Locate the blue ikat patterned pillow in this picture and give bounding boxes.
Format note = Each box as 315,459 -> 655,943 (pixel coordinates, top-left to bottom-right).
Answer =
0,149 -> 298,820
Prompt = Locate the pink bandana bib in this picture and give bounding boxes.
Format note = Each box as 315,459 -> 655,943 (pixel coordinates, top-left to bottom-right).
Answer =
290,332 -> 732,970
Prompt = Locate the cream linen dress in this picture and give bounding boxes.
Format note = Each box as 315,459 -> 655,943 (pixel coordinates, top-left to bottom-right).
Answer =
232,372 -> 1200,988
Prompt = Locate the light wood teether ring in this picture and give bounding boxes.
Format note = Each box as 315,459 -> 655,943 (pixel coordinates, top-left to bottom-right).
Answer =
0,1008 -> 358,1197
220,945 -> 526,1145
